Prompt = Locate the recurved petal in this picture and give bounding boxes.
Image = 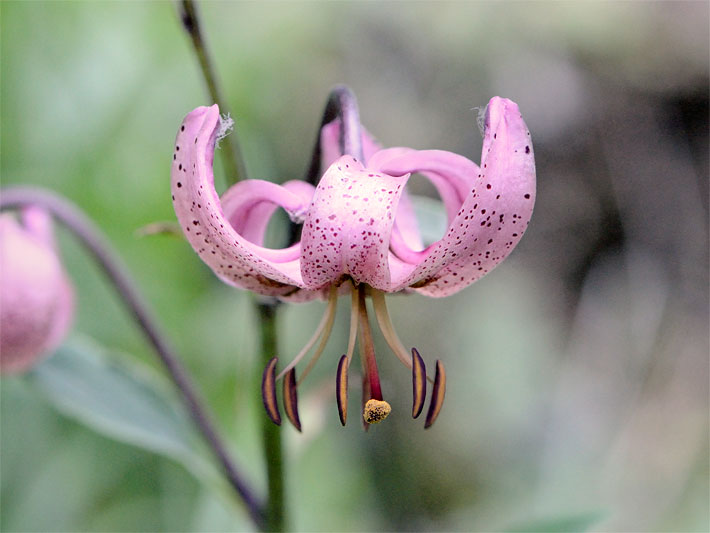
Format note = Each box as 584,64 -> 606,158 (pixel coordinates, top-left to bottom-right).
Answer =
392,97 -> 536,295
171,106 -> 318,300
373,148 -> 477,228
220,179 -> 314,251
300,156 -> 409,291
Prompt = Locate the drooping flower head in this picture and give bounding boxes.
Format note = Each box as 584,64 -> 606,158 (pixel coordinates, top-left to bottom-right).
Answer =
0,208 -> 74,374
171,93 -> 535,429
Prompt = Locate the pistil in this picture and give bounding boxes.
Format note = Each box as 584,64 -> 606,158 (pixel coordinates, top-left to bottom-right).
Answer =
357,284 -> 391,426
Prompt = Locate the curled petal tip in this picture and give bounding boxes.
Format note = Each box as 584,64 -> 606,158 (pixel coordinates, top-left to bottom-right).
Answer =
336,354 -> 348,426
424,360 -> 446,429
411,347 -> 426,419
261,357 -> 281,426
283,368 -> 302,432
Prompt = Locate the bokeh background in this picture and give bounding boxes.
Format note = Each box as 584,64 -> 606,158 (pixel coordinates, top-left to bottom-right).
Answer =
1,2 -> 708,532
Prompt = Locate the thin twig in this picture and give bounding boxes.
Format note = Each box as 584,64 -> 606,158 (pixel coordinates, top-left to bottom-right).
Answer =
0,187 -> 265,529
290,85 -> 364,245
303,85 -> 365,186
179,0 -> 248,186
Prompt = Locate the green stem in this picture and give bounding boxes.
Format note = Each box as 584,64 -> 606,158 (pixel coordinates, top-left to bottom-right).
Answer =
257,299 -> 286,532
179,0 -> 248,186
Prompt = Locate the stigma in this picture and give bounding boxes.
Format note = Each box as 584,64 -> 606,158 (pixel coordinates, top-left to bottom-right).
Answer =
363,399 -> 391,424
261,281 -> 446,432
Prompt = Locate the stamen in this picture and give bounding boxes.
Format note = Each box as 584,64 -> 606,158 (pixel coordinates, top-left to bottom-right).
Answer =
336,354 -> 348,426
372,290 -> 434,385
283,368 -> 302,431
276,286 -> 338,382
363,399 -> 391,424
296,286 -> 339,385
371,289 -> 412,369
411,347 -> 427,419
424,360 -> 446,429
261,357 -> 281,426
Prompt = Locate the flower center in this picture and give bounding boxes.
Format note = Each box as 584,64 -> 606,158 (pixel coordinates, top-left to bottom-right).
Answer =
260,280 -> 446,432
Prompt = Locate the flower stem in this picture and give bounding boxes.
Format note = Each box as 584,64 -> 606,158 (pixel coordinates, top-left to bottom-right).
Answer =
0,187 -> 265,529
178,0 -> 248,186
256,299 -> 286,532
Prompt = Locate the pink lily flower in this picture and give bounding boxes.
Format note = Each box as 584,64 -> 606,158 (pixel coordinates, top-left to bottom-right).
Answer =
171,96 -> 535,429
0,208 -> 74,374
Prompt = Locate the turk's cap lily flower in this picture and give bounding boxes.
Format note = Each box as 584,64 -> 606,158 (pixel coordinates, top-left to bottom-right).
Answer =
171,96 -> 535,429
171,97 -> 534,298
0,208 -> 74,374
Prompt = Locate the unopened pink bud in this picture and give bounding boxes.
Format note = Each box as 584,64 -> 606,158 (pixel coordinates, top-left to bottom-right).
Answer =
0,208 -> 74,374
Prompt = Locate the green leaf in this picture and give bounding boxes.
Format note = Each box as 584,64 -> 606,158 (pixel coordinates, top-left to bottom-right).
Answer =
503,511 -> 606,533
26,337 -> 220,488
410,194 -> 447,246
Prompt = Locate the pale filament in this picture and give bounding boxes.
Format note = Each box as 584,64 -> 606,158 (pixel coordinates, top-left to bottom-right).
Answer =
371,289 -> 435,384
276,286 -> 338,382
297,288 -> 339,385
370,289 -> 413,369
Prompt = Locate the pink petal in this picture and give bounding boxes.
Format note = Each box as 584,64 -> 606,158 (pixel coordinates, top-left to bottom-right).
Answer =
171,105 -> 321,300
391,188 -> 423,251
0,211 -> 74,374
300,156 -> 409,291
320,119 -> 382,168
370,148 -> 479,268
372,148 -> 477,227
367,148 -> 427,255
220,179 -> 314,257
388,97 -> 536,294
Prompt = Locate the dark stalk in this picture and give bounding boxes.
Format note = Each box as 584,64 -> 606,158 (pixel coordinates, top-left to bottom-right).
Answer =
290,85 -> 364,245
0,187 -> 265,529
179,0 -> 248,186
303,85 -> 365,186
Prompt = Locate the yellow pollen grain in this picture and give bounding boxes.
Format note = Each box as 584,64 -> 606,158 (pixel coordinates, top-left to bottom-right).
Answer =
363,399 -> 392,424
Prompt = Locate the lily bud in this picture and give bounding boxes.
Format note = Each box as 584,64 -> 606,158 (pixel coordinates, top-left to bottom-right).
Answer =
0,208 -> 74,374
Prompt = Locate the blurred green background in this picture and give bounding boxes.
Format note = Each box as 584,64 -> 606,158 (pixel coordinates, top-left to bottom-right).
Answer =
1,1 -> 708,532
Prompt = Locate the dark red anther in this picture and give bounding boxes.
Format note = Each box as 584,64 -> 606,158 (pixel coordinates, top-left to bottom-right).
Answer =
261,357 -> 281,426
424,359 -> 446,429
411,347 -> 427,419
283,367 -> 302,432
336,354 -> 348,426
